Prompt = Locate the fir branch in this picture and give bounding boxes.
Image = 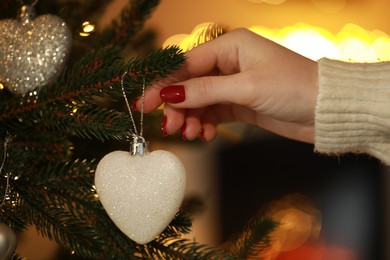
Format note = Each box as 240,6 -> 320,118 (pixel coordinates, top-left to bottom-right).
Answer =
17,185 -> 104,259
0,46 -> 185,149
12,158 -> 106,258
57,46 -> 123,94
23,158 -> 143,258
93,0 -> 160,48
0,129 -> 71,162
23,158 -> 99,219
12,136 -> 72,162
0,46 -> 122,127
225,215 -> 277,260
58,45 -> 185,99
0,103 -> 129,144
0,46 -> 184,125
160,211 -> 193,239
135,211 -> 224,259
122,46 -> 186,88
147,238 -> 226,260
0,141 -> 28,176
94,212 -> 140,259
0,208 -> 28,234
0,142 -> 30,232
41,106 -> 131,142
53,0 -> 110,35
69,108 -> 130,141
92,211 -> 196,259
27,159 -> 96,192
11,253 -> 25,260
0,186 -> 27,233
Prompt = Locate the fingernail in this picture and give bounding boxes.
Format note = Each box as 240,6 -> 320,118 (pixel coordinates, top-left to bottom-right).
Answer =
181,123 -> 188,141
131,96 -> 140,110
161,116 -> 168,137
199,129 -> 206,142
160,85 -> 185,103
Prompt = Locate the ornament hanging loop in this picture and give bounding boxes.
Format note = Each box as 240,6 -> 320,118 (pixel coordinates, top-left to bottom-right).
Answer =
121,72 -> 148,156
0,134 -> 15,211
18,1 -> 38,24
17,0 -> 39,7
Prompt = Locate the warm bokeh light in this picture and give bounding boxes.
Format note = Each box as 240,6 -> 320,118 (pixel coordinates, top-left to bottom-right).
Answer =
79,21 -> 96,37
260,193 -> 359,260
164,22 -> 390,62
163,22 -> 225,52
253,193 -> 322,260
275,241 -> 359,260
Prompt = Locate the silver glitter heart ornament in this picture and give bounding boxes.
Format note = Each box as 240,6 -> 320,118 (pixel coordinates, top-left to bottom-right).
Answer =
95,150 -> 187,244
0,5 -> 71,95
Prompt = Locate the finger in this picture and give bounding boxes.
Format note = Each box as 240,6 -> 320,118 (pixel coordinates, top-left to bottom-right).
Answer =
181,108 -> 204,141
140,44 -> 223,113
150,29 -> 245,88
199,107 -> 219,142
160,73 -> 257,111
161,104 -> 185,136
199,122 -> 217,142
179,33 -> 241,77
135,84 -> 165,113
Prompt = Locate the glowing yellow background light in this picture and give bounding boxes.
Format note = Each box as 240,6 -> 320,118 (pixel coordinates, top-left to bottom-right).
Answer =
164,22 -> 390,62
79,21 -> 96,37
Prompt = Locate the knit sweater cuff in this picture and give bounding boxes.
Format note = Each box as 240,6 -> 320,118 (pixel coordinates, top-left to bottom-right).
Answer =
315,58 -> 390,166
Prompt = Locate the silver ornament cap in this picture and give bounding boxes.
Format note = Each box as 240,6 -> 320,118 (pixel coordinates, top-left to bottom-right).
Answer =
0,223 -> 17,260
130,135 -> 149,156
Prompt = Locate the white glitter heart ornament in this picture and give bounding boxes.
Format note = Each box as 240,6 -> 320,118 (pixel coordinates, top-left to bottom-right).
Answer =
95,150 -> 187,244
0,5 -> 71,95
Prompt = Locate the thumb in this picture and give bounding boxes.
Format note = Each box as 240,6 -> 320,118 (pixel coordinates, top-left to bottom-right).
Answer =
160,74 -> 250,109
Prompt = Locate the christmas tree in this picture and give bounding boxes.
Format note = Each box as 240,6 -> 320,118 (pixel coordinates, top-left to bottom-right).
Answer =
0,0 -> 277,259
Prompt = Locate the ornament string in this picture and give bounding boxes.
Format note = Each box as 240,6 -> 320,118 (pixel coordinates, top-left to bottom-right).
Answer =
18,0 -> 38,7
120,72 -> 148,155
0,134 -> 14,211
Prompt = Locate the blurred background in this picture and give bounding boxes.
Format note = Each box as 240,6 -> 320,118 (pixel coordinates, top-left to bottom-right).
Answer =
142,1 -> 390,259
17,0 -> 390,259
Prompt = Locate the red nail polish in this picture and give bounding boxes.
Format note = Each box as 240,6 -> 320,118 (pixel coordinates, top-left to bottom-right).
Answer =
199,129 -> 206,142
181,123 -> 188,141
161,116 -> 168,137
131,96 -> 140,110
160,85 -> 185,103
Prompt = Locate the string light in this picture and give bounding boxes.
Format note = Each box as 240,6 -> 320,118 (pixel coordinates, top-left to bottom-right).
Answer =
79,21 -> 95,37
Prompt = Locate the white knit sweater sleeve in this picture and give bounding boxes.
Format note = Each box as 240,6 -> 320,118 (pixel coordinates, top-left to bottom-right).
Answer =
315,57 -> 390,166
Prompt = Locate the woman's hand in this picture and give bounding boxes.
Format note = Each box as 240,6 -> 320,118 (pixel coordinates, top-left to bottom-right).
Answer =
135,28 -> 318,143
